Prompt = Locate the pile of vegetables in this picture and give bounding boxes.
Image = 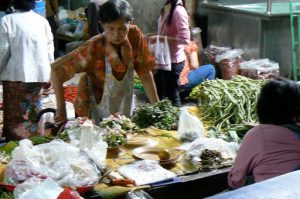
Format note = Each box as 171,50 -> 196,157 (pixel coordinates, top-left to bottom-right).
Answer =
99,114 -> 137,131
102,128 -> 127,147
133,76 -> 144,91
189,76 -> 267,132
132,99 -> 179,130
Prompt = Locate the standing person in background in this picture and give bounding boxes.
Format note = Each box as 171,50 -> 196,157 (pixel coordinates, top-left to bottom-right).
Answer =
154,0 -> 190,107
86,0 -> 107,38
45,0 -> 59,58
0,0 -> 54,140
51,0 -> 159,125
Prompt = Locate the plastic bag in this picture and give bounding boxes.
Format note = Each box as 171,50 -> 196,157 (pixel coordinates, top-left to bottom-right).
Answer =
4,139 -> 100,187
177,108 -> 205,142
239,59 -> 279,79
186,138 -> 239,166
126,190 -> 153,199
14,177 -> 64,199
216,49 -> 244,80
199,45 -> 231,78
199,45 -> 231,65
148,35 -> 171,71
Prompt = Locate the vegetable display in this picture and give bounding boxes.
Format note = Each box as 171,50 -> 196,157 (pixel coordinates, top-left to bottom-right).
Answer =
132,99 -> 179,130
189,76 -> 267,132
99,114 -> 137,131
102,128 -> 127,147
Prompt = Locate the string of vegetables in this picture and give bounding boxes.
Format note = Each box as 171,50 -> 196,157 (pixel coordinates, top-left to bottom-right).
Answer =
189,76 -> 267,132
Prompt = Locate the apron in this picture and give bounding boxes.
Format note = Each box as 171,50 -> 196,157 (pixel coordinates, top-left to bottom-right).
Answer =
88,58 -> 135,124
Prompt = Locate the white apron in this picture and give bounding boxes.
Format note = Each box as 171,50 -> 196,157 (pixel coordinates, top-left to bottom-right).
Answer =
88,58 -> 134,123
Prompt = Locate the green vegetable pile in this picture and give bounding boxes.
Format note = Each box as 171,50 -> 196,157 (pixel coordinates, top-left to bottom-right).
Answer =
102,128 -> 127,147
189,76 -> 267,132
132,99 -> 179,130
99,114 -> 137,131
133,76 -> 144,91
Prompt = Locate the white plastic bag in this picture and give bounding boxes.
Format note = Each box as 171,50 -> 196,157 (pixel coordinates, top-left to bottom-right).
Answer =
14,178 -> 63,199
177,108 -> 205,142
149,35 -> 171,71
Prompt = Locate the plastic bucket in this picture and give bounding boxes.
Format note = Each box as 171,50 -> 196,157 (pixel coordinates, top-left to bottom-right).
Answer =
33,0 -> 46,17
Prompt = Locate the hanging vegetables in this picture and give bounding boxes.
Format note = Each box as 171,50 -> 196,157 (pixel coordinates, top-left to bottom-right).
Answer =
189,76 -> 267,132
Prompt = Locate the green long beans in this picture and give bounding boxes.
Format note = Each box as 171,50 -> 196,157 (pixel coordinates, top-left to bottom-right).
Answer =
189,76 -> 267,132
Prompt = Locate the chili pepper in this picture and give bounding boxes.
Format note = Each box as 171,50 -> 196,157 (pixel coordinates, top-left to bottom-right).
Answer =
112,179 -> 136,186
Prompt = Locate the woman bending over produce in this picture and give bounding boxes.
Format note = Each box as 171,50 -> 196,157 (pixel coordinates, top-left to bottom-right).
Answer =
51,0 -> 159,124
228,77 -> 300,189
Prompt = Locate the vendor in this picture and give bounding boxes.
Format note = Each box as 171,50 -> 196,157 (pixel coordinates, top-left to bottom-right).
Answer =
228,77 -> 300,189
51,0 -> 159,125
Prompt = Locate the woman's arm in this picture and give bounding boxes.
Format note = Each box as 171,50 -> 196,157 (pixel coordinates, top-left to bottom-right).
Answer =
51,39 -> 94,124
51,69 -> 67,124
139,71 -> 159,104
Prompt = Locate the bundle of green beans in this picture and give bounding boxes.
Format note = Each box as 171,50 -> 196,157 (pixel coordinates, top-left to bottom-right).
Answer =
189,76 -> 267,132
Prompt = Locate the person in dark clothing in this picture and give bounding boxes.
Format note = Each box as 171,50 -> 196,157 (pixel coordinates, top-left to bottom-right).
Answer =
86,0 -> 107,38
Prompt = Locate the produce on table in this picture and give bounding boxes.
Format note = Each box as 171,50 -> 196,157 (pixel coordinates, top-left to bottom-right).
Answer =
189,76 -> 266,134
99,114 -> 138,131
102,128 -> 127,147
132,99 -> 179,130
133,76 -> 144,91
200,149 -> 224,166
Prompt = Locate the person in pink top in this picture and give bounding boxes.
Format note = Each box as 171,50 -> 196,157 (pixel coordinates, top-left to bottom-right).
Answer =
228,77 -> 300,189
154,0 -> 190,107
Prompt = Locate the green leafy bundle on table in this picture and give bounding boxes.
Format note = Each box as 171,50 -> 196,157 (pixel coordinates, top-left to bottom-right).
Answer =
189,76 -> 266,133
132,99 -> 179,130
99,114 -> 138,131
102,128 -> 127,147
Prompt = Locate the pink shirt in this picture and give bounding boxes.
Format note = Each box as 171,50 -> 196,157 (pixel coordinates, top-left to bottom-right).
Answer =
228,124 -> 300,189
157,1 -> 190,63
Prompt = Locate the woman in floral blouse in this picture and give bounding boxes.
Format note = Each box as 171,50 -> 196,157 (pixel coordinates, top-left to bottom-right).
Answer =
51,0 -> 159,124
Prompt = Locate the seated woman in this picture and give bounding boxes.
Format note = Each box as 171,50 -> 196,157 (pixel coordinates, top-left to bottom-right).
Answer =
179,40 -> 215,92
228,77 -> 300,189
51,0 -> 159,125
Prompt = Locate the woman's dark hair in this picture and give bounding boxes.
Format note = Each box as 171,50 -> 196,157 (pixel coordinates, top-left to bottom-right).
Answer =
98,0 -> 132,24
161,0 -> 187,25
257,77 -> 300,125
13,0 -> 35,11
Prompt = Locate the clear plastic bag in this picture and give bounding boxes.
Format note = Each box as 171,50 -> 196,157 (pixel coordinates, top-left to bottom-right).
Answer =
216,49 -> 244,80
126,190 -> 153,199
239,59 -> 279,79
14,177 -> 64,199
177,108 -> 205,142
4,139 -> 101,187
148,35 -> 171,71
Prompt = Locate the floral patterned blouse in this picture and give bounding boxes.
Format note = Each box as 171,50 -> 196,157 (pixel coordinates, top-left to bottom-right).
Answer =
51,25 -> 155,117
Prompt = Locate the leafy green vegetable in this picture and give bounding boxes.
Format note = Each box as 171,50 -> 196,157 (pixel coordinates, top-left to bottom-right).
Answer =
132,99 -> 179,130
0,141 -> 18,155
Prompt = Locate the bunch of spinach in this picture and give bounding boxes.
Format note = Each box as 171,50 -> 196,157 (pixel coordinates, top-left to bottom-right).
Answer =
132,99 -> 179,130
